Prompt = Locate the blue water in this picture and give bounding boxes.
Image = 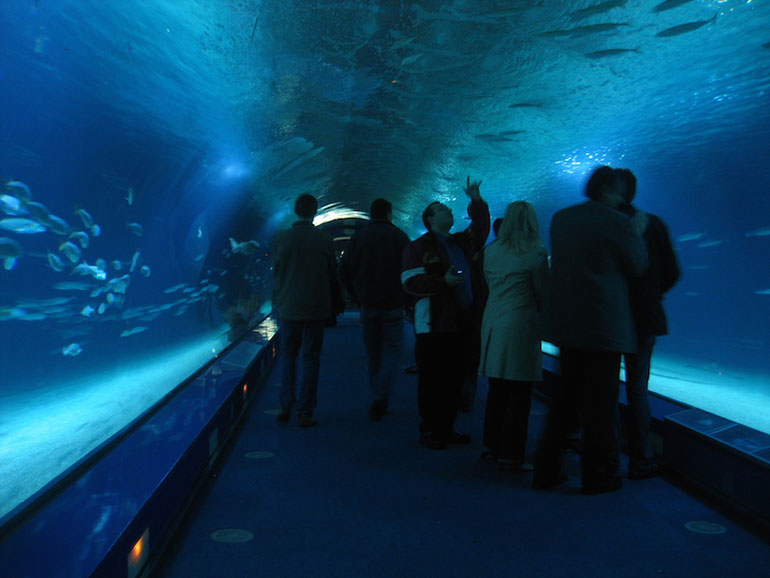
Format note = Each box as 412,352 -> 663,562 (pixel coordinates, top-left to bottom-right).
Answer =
1,1 -> 769,519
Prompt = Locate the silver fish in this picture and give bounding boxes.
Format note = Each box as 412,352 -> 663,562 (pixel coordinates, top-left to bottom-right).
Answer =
72,262 -> 107,281
61,343 -> 83,356
0,237 -> 23,270
80,305 -> 95,317
74,208 -> 94,228
47,215 -> 71,235
653,0 -> 695,13
573,0 -> 627,19
5,181 -> 31,202
0,218 -> 46,234
90,224 -> 101,237
140,265 -> 151,278
656,13 -> 717,38
68,231 -> 90,249
745,226 -> 770,237
47,252 -> 65,272
127,222 -> 143,236
130,250 -> 141,272
120,326 -> 148,337
229,238 -> 260,255
25,201 -> 51,223
59,240 -> 82,263
1,194 -> 23,215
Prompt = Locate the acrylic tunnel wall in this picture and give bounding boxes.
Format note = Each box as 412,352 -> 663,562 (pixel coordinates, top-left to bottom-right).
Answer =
1,1 -> 769,524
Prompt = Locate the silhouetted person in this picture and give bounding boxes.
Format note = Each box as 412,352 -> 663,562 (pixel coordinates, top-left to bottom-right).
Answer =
402,177 -> 490,449
479,201 -> 549,472
272,193 -> 339,427
616,168 -> 680,479
339,198 -> 410,421
533,166 -> 648,494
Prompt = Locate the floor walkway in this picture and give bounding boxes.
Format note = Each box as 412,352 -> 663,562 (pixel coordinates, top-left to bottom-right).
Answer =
155,314 -> 770,578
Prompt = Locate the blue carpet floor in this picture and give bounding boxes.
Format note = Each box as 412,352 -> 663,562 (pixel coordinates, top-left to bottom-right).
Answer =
154,314 -> 770,578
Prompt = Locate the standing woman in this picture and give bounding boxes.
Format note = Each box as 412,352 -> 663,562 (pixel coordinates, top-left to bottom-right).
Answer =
479,201 -> 549,471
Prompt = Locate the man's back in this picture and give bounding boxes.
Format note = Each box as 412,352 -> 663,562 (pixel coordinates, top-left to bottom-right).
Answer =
548,200 -> 648,353
272,221 -> 335,321
341,220 -> 409,310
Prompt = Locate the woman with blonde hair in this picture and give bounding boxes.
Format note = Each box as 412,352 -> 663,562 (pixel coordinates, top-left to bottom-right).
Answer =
479,201 -> 549,471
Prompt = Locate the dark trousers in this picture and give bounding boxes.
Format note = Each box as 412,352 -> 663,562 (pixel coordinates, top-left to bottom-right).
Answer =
623,335 -> 657,469
535,348 -> 622,487
415,331 -> 469,438
483,378 -> 533,462
278,318 -> 325,417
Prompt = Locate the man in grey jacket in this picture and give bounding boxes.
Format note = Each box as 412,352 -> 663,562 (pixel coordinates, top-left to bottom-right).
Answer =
533,166 -> 648,494
272,194 -> 338,427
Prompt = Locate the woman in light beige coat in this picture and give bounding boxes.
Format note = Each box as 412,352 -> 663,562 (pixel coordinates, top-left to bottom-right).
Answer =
479,201 -> 549,471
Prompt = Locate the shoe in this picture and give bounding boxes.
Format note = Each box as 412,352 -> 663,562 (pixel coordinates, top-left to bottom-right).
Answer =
298,415 -> 316,428
532,472 -> 568,490
581,477 -> 622,495
369,400 -> 388,422
419,432 -> 447,450
276,410 -> 290,424
480,449 -> 498,461
499,460 -> 534,473
444,431 -> 471,445
628,463 -> 660,480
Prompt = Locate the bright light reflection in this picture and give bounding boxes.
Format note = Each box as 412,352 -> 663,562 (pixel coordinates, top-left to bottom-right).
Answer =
313,203 -> 369,226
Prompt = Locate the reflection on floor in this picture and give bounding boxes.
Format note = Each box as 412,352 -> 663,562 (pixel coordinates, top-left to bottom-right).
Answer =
0,326 -> 231,521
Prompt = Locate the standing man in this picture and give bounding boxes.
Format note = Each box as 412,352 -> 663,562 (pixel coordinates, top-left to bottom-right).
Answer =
533,166 -> 648,494
272,193 -> 339,428
616,168 -> 680,479
339,198 -> 410,421
401,177 -> 490,450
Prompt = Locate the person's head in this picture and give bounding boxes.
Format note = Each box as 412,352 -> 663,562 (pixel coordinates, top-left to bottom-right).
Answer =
422,201 -> 453,234
497,201 -> 543,255
585,165 -> 623,208
294,193 -> 318,220
492,217 -> 503,238
615,168 -> 637,205
370,198 -> 392,221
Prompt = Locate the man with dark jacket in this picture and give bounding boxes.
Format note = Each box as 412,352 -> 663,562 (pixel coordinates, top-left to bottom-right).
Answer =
533,166 -> 648,493
401,177 -> 490,449
339,198 -> 410,421
272,193 -> 339,428
617,168 -> 680,479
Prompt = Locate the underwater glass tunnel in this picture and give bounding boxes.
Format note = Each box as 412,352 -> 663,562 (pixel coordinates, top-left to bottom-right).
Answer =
1,0 -> 769,525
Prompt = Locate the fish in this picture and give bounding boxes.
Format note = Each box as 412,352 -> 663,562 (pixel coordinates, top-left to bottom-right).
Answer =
71,262 -> 107,281
0,218 -> 46,234
90,224 -> 101,237
697,240 -> 725,248
508,102 -> 542,109
120,326 -> 148,337
61,343 -> 83,356
656,13 -> 717,38
54,281 -> 95,291
25,201 -> 51,222
573,0 -> 627,19
74,208 -> 94,228
164,283 -> 187,294
0,306 -> 28,320
126,187 -> 134,205
677,233 -> 705,242
59,240 -> 82,263
130,250 -> 141,272
47,215 -> 71,235
401,53 -> 423,66
585,48 -> 639,59
68,231 -> 90,249
126,222 -> 144,236
107,274 -> 130,294
391,36 -> 415,50
111,260 -> 123,271
47,252 -> 65,272
745,226 -> 770,237
498,130 -> 527,136
0,237 -> 23,270
140,265 -> 151,278
229,238 -> 260,255
0,194 -> 23,215
98,303 -> 106,315
5,181 -> 31,202
652,0 -> 695,13
80,305 -> 95,317
475,134 -> 515,143
755,289 -> 770,295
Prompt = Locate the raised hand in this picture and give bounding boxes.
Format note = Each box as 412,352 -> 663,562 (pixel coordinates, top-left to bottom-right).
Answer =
464,175 -> 482,200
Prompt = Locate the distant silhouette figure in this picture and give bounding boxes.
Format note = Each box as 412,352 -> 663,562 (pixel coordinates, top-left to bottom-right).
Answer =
339,198 -> 410,421
402,177 -> 490,449
479,201 -> 549,472
272,194 -> 341,427
533,166 -> 648,494
616,168 -> 680,479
